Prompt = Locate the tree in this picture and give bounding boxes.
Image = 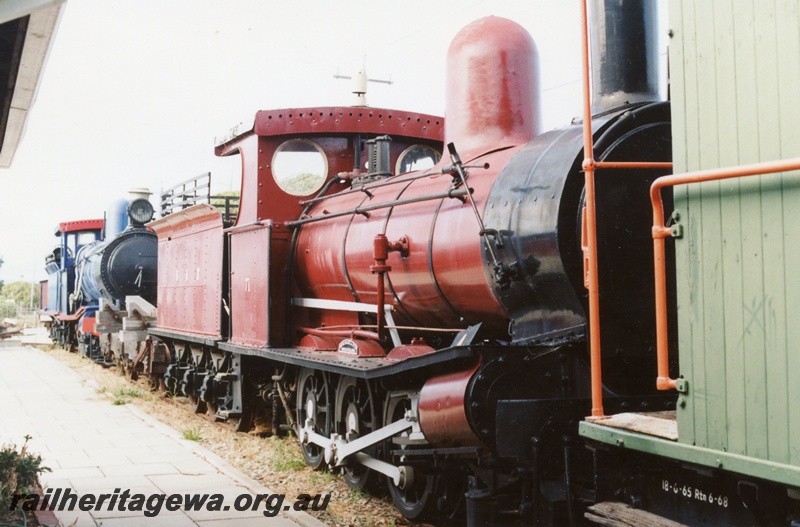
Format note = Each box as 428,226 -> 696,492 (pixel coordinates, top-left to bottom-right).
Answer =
211,190 -> 240,224
0,281 -> 38,307
0,255 -> 4,293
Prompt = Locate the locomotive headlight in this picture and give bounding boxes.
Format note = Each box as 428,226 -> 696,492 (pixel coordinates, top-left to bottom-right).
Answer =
127,198 -> 155,225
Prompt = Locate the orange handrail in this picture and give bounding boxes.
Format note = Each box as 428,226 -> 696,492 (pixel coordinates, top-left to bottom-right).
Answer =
595,161 -> 674,170
579,0 -> 605,417
579,0 -> 673,417
650,157 -> 800,390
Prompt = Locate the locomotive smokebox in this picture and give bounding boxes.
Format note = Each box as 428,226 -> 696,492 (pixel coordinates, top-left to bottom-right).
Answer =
445,16 -> 541,160
589,0 -> 660,113
81,230 -> 158,308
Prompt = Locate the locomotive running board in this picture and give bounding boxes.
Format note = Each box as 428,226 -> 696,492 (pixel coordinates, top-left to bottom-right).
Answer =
217,342 -> 477,379
148,328 -> 221,348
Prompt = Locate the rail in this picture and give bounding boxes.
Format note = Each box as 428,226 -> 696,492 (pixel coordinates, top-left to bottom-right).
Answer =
578,0 -> 672,417
650,157 -> 800,391
160,172 -> 240,224
161,172 -> 212,214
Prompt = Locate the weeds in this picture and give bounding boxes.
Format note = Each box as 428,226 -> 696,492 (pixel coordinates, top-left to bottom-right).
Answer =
349,488 -> 367,501
309,470 -> 336,486
115,387 -> 143,398
270,437 -> 305,472
0,435 -> 50,515
112,386 -> 143,405
183,427 -> 203,442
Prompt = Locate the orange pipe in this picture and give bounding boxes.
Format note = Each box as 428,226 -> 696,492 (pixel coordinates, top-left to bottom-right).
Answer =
579,0 -> 604,417
579,0 -> 674,415
299,327 -> 382,341
650,157 -> 800,390
595,161 -> 673,170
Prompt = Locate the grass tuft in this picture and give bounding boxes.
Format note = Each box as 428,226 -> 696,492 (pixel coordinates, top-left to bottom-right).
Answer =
270,437 -> 306,472
183,427 -> 203,442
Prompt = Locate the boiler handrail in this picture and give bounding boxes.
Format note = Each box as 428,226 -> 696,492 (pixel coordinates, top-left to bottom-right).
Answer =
650,157 -> 800,391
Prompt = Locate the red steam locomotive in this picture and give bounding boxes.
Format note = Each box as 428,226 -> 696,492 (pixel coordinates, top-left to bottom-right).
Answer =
145,7 -> 674,526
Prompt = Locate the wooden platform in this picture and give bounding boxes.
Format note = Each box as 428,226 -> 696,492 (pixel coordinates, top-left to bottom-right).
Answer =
588,411 -> 678,441
586,502 -> 689,526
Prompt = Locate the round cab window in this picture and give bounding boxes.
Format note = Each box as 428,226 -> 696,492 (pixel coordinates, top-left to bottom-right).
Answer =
396,145 -> 441,175
272,139 -> 327,196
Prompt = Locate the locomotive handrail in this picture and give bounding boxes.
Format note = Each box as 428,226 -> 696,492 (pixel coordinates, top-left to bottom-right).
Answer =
298,163 -> 489,207
300,171 -> 432,206
285,188 -> 469,228
650,156 -> 800,392
225,220 -> 269,234
579,0 -> 674,417
292,297 -> 402,347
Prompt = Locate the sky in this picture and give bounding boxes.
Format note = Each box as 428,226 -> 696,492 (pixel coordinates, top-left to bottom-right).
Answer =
0,0 -> 666,284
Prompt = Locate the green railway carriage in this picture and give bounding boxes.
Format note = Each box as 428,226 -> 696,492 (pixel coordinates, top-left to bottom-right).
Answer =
581,0 -> 800,525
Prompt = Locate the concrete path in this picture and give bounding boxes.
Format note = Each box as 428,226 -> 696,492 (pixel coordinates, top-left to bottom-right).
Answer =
0,341 -> 328,527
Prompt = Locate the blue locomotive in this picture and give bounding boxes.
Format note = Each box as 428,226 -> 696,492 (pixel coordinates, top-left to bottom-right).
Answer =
43,190 -> 157,361
42,218 -> 104,350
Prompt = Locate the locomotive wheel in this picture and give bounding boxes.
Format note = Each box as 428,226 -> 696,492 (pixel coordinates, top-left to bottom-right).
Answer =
190,391 -> 207,414
180,346 -> 207,413
226,374 -> 255,433
385,394 -> 436,520
189,360 -> 207,414
204,369 -> 219,419
227,398 -> 255,433
296,368 -> 332,470
335,376 -> 378,491
66,324 -> 77,353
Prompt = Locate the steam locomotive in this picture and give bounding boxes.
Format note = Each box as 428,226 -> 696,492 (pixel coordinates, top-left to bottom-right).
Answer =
42,190 -> 158,363
146,5 -> 675,524
44,1 -> 800,525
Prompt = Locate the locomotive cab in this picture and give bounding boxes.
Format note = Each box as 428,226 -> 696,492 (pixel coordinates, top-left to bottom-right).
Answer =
211,108 -> 445,350
42,219 -> 104,351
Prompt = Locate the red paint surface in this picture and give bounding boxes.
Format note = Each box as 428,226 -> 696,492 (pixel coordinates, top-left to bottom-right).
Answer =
294,147 -> 518,334
228,223 -> 271,347
81,314 -> 99,337
215,108 -> 444,229
418,362 -> 481,447
445,17 -> 540,161
57,219 -> 104,234
148,205 -> 224,338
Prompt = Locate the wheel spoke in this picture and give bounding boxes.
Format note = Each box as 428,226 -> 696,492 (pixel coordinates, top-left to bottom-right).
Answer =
296,368 -> 331,470
384,392 -> 439,521
334,376 -> 379,492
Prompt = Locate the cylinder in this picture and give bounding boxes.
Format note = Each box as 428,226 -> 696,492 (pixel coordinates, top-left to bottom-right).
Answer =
418,364 -> 481,447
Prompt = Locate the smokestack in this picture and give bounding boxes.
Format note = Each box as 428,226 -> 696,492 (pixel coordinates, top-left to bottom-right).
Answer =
589,0 -> 659,114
